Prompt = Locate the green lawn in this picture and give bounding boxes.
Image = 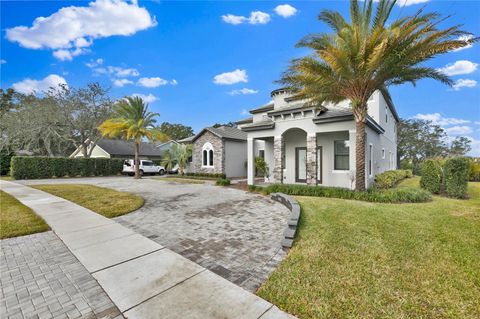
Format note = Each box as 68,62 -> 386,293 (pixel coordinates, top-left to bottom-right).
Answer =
0,190 -> 49,239
33,184 -> 144,218
258,178 -> 480,319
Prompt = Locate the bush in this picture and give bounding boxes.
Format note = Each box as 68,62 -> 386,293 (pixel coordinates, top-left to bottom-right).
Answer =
216,178 -> 231,186
185,172 -> 226,179
0,151 -> 14,175
263,184 -> 430,203
444,157 -> 469,198
469,160 -> 480,182
375,169 -> 412,189
420,159 -> 443,194
10,156 -> 123,179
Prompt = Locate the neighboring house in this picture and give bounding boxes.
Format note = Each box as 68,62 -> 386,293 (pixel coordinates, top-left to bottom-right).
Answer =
179,126 -> 264,178
241,88 -> 398,189
70,139 -> 168,160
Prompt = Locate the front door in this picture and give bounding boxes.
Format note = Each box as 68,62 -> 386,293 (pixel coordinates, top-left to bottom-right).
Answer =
295,147 -> 307,183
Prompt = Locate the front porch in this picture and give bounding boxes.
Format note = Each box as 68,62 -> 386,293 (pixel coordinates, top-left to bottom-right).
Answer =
247,128 -> 356,189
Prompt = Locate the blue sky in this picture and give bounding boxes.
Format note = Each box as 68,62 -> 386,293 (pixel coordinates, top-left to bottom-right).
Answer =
1,0 -> 479,155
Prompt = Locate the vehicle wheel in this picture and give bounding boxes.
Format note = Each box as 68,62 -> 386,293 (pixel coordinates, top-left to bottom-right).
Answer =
139,170 -> 144,176
159,169 -> 165,176
128,173 -> 134,176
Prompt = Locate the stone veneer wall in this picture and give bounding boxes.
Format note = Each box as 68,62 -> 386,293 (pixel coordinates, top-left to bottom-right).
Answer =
306,135 -> 317,185
192,130 -> 225,175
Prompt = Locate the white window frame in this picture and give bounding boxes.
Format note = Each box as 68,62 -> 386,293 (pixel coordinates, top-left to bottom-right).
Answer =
202,142 -> 214,167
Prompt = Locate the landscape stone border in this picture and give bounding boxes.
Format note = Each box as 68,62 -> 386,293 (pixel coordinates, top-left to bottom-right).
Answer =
270,193 -> 301,248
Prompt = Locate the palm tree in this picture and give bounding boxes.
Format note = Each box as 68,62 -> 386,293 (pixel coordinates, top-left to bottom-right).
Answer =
162,143 -> 192,175
279,0 -> 476,191
99,96 -> 168,179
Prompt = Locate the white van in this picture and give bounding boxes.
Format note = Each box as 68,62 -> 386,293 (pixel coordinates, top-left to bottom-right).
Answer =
123,159 -> 165,176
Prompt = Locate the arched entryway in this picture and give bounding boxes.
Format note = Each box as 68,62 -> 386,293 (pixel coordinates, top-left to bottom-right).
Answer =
282,128 -> 308,184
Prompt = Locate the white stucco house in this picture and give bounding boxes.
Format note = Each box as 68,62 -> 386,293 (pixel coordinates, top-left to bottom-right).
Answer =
238,88 -> 398,189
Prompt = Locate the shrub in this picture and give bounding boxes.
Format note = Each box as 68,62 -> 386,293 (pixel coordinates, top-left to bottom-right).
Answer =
0,151 -> 14,176
420,159 -> 443,194
185,172 -> 226,179
469,160 -> 480,182
375,169 -> 412,189
248,185 -> 259,192
263,184 -> 431,203
216,178 -> 231,186
10,156 -> 123,179
444,157 -> 469,198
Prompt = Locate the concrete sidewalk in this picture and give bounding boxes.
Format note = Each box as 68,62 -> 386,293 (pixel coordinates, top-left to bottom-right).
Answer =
1,181 -> 296,319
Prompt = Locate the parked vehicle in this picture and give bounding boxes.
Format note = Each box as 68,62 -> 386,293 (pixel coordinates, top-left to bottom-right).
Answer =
123,159 -> 165,176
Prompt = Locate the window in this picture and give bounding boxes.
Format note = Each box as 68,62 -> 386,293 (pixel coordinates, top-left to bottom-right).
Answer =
259,150 -> 265,158
385,107 -> 388,123
368,145 -> 373,176
202,142 -> 214,167
382,149 -> 385,159
334,140 -> 349,170
203,150 -> 208,166
142,161 -> 152,166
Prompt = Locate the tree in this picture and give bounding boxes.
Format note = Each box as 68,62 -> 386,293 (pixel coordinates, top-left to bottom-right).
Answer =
212,122 -> 236,128
99,97 -> 168,179
161,143 -> 192,175
278,0 -> 476,191
449,136 -> 471,156
158,122 -> 193,140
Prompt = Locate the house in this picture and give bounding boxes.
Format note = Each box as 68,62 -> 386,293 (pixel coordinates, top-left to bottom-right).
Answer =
240,88 -> 398,189
179,126 -> 264,178
70,139 -> 173,160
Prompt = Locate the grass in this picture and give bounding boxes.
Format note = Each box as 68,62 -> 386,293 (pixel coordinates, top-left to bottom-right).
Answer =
153,176 -> 205,184
0,191 -> 49,239
0,176 -> 14,181
257,178 -> 480,319
32,184 -> 144,218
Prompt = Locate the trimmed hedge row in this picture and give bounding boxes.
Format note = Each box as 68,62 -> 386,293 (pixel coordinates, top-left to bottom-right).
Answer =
420,157 -> 470,198
420,159 -> 443,194
185,172 -> 226,179
375,169 -> 413,189
11,156 -> 123,180
261,184 -> 431,203
0,151 -> 14,176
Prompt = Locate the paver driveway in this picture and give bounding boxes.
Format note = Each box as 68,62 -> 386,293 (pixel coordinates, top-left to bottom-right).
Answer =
22,176 -> 290,291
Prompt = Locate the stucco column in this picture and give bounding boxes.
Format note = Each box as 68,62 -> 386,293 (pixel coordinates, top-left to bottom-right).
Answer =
247,138 -> 255,185
348,130 -> 356,190
306,134 -> 317,185
273,136 -> 283,183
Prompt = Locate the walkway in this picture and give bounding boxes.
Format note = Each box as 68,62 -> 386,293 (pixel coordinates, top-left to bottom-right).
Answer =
1,181 -> 295,319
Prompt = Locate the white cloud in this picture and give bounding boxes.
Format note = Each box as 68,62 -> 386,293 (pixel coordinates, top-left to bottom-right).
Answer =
453,35 -> 475,52
438,60 -> 478,76
452,79 -> 477,91
85,58 -> 103,68
113,79 -> 133,87
0,59 -> 6,64
131,93 -> 157,104
466,137 -> 480,156
213,69 -> 248,85
12,74 -> 67,95
137,77 -> 168,88
229,88 -> 258,95
445,125 -> 474,135
222,11 -> 270,25
6,0 -> 156,61
274,4 -> 297,18
92,65 -> 140,78
374,0 -> 430,6
170,79 -> 178,86
412,113 -> 470,126
240,109 -> 249,115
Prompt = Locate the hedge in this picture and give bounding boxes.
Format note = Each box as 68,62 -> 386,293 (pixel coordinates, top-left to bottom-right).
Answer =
185,172 -> 226,179
444,157 -> 469,198
10,156 -> 123,179
216,178 -> 231,186
375,169 -> 412,189
0,151 -> 14,175
262,184 -> 431,203
469,161 -> 480,182
420,159 -> 443,194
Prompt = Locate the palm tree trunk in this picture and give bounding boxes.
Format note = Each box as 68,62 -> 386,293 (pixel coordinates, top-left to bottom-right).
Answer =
134,141 -> 140,179
355,120 -> 366,191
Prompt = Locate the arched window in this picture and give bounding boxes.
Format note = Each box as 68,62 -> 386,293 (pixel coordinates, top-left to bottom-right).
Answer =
202,143 -> 214,167
203,150 -> 208,166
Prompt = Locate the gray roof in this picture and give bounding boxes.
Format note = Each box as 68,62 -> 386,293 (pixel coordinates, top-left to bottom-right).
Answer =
96,139 -> 163,157
240,119 -> 275,131
313,108 -> 385,133
177,136 -> 195,143
249,103 -> 274,114
235,117 -> 253,124
313,108 -> 353,120
192,126 -> 247,142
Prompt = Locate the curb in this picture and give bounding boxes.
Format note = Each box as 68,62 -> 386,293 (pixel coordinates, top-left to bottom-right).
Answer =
270,193 -> 300,248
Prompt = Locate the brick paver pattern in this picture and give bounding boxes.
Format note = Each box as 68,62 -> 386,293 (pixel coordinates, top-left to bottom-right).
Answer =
0,232 -> 122,319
